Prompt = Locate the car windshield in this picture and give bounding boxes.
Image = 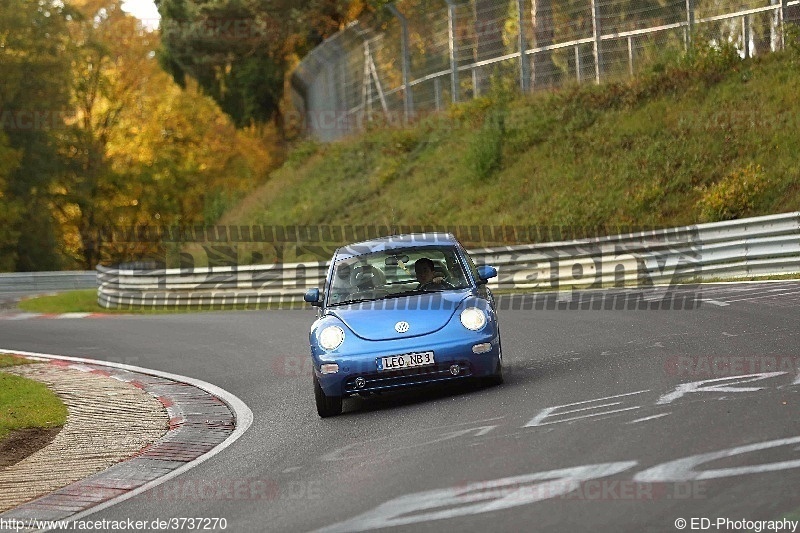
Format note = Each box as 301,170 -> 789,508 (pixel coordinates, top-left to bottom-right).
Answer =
327,246 -> 470,306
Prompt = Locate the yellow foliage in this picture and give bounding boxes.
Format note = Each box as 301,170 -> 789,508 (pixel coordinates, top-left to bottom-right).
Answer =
695,164 -> 769,222
52,0 -> 278,266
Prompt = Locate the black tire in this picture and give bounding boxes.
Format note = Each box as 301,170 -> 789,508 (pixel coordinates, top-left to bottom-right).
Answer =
479,341 -> 504,387
482,362 -> 504,387
314,374 -> 342,417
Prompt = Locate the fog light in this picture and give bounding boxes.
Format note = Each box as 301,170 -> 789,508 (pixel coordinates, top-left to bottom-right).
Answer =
472,343 -> 492,354
449,364 -> 460,376
320,363 -> 339,374
355,376 -> 366,389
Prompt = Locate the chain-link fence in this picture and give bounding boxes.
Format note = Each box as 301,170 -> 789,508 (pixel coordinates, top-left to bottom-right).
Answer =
291,0 -> 800,141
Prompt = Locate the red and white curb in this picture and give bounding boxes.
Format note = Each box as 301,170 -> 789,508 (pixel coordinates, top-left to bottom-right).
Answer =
0,349 -> 253,530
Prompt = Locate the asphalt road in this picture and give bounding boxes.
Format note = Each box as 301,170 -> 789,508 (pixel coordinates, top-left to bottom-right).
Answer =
1,282 -> 799,532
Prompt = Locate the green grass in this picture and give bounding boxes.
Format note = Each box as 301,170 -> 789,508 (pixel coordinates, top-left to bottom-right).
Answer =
0,370 -> 67,441
18,290 -> 116,314
0,354 -> 34,367
212,44 -> 800,263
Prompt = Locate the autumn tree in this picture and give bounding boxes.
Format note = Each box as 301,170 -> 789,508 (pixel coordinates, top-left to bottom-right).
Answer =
47,0 -> 274,268
51,0 -> 157,267
0,0 -> 73,270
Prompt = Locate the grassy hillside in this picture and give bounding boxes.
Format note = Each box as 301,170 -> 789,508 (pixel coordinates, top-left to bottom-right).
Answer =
221,43 -> 800,240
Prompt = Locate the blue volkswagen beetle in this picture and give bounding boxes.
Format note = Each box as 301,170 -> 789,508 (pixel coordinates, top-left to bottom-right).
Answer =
304,233 -> 502,417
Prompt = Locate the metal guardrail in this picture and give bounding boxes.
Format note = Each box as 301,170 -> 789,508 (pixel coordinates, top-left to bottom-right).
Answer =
95,212 -> 800,309
0,271 -> 96,293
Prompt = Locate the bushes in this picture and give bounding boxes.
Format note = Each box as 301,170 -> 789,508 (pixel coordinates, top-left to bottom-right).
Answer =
466,110 -> 505,181
696,164 -> 769,222
680,39 -> 741,82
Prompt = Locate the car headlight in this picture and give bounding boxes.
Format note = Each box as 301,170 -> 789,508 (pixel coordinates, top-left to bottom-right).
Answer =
319,325 -> 345,350
460,307 -> 486,331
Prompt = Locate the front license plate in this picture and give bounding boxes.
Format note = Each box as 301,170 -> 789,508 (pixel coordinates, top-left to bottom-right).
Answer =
377,351 -> 435,371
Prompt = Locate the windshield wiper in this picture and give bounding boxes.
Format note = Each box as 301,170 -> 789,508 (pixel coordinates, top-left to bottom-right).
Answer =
382,287 -> 463,298
375,290 -> 421,300
332,297 -> 382,306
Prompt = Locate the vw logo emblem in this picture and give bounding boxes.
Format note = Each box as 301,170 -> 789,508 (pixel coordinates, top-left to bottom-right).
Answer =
355,377 -> 366,389
395,321 -> 410,333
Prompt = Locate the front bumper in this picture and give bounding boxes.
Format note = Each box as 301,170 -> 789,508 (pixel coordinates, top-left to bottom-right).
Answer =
312,333 -> 500,397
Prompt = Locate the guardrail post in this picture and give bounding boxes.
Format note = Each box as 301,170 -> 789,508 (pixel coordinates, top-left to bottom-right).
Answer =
472,68 -> 479,97
770,0 -> 780,52
387,5 -> 413,122
575,45 -> 582,83
361,40 -> 371,116
434,77 -> 442,111
339,59 -> 350,130
743,14 -> 751,59
780,0 -> 788,50
685,0 -> 695,49
445,0 -> 460,102
627,36 -> 634,76
368,43 -> 389,114
516,0 -> 530,92
591,0 -> 602,84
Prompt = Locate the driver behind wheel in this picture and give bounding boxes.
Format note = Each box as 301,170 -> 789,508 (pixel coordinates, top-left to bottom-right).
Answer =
414,257 -> 450,290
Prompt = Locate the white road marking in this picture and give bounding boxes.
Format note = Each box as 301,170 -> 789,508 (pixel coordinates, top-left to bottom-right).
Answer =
317,434 -> 800,531
321,424 -> 500,461
702,299 -> 730,307
627,412 -> 671,424
656,372 -> 787,405
314,462 -> 638,532
720,289 -> 800,303
0,348 -> 253,525
55,312 -> 92,319
634,436 -> 800,482
524,390 -> 649,427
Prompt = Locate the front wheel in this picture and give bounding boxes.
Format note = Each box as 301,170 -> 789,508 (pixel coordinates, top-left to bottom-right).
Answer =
479,341 -> 504,387
314,373 -> 342,417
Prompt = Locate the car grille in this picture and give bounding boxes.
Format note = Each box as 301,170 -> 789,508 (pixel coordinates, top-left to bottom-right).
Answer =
343,361 -> 473,394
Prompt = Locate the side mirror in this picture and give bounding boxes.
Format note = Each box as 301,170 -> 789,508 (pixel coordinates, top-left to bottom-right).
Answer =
476,265 -> 497,285
304,288 -> 322,306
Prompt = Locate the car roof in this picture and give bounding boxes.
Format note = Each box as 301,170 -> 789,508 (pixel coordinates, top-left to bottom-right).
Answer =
334,233 -> 460,261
